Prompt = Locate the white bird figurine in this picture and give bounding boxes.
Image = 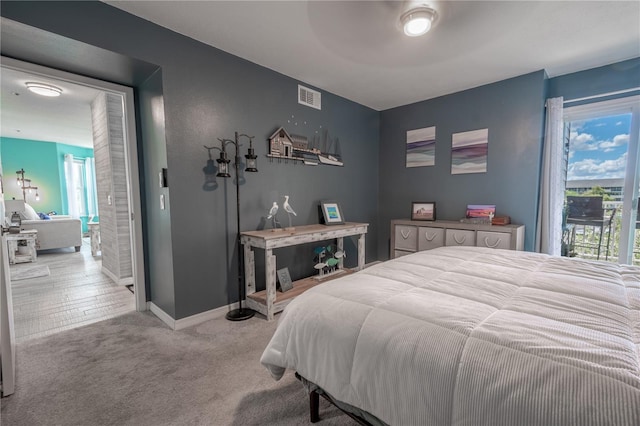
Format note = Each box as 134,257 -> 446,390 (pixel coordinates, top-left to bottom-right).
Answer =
283,195 -> 297,216
267,202 -> 278,219
267,201 -> 280,230
283,195 -> 297,229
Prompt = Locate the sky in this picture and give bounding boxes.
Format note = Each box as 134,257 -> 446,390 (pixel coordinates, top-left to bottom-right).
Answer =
567,113 -> 632,181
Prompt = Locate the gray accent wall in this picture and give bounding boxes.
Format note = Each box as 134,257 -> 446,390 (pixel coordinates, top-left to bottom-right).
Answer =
378,71 -> 547,257
1,1 -> 380,320
137,69 -> 176,318
4,1 -> 637,322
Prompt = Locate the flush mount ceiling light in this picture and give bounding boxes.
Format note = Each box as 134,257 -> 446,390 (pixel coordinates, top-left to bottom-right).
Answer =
401,7 -> 437,37
25,82 -> 63,97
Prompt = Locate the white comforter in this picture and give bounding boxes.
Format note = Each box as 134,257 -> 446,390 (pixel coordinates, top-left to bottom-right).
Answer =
261,246 -> 640,426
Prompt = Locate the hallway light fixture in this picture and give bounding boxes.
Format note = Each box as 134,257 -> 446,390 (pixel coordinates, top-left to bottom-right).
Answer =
400,6 -> 437,37
25,82 -> 62,97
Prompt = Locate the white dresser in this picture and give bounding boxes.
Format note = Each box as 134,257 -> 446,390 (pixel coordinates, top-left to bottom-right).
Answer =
391,219 -> 525,258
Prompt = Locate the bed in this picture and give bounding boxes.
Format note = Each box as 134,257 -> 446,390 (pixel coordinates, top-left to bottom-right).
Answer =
261,246 -> 640,426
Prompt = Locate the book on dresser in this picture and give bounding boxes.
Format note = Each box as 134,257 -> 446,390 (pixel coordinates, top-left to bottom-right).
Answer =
390,219 -> 524,259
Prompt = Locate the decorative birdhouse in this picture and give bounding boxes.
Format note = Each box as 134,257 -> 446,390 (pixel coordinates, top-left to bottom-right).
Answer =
268,127 -> 295,159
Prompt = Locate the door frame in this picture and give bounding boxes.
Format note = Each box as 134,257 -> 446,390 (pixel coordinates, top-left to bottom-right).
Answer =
1,56 -> 147,310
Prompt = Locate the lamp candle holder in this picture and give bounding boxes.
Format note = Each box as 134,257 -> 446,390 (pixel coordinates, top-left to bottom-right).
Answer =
210,131 -> 258,321
15,168 -> 40,201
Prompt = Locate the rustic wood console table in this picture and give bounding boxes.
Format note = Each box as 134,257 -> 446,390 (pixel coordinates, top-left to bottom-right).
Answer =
240,222 -> 368,320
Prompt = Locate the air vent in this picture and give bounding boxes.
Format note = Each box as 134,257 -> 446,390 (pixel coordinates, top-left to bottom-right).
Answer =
298,84 -> 321,110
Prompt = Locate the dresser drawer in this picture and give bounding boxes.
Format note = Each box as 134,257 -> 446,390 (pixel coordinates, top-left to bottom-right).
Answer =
418,227 -> 445,251
395,225 -> 418,251
476,231 -> 512,250
445,229 -> 475,247
392,220 -> 524,254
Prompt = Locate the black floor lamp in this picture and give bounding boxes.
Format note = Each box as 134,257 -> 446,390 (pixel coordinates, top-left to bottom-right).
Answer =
212,131 -> 258,321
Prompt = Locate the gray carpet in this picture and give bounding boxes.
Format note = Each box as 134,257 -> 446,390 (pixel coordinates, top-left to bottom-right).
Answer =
0,311 -> 353,426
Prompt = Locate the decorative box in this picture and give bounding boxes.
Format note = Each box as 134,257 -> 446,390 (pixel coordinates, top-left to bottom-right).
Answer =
492,216 -> 511,225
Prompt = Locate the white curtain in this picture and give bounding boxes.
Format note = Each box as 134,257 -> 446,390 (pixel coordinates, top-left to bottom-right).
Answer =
84,157 -> 98,219
536,97 -> 565,255
64,154 -> 80,219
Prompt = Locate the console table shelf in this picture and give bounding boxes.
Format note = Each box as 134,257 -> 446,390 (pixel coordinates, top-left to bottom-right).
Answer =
247,269 -> 354,316
241,222 -> 368,320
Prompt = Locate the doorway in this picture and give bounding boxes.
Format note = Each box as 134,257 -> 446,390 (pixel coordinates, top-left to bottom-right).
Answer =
0,57 -> 146,325
562,95 -> 640,264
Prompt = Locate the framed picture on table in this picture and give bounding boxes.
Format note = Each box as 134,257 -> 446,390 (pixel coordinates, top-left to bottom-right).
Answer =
466,204 -> 495,219
411,202 -> 436,221
320,200 -> 344,225
277,267 -> 293,292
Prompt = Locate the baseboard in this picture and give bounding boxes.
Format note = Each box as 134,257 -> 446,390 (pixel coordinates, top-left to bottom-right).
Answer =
101,267 -> 134,286
149,301 -> 241,331
174,302 -> 240,330
119,277 -> 134,286
101,267 -> 118,284
149,302 -> 175,330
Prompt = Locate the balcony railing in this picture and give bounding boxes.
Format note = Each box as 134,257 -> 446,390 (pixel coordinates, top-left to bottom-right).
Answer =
563,207 -> 640,265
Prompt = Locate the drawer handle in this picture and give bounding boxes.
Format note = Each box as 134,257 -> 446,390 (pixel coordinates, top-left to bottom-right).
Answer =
453,234 -> 466,245
484,237 -> 501,248
424,232 -> 437,242
401,230 -> 411,239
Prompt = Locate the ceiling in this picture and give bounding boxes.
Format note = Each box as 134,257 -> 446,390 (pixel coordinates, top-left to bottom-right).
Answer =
0,67 -> 101,148
106,0 -> 640,110
1,1 -> 638,148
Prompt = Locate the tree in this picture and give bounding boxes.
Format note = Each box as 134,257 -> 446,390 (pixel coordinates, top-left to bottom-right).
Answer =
584,185 -> 613,201
564,186 -> 613,201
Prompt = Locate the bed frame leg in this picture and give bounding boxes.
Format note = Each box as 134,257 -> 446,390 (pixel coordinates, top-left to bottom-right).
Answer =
310,389 -> 320,423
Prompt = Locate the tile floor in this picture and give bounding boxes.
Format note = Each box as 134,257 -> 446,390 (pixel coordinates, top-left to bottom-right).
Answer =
9,238 -> 135,342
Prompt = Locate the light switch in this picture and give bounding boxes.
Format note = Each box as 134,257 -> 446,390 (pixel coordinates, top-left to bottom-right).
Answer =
160,194 -> 165,210
107,195 -> 112,205
159,168 -> 168,188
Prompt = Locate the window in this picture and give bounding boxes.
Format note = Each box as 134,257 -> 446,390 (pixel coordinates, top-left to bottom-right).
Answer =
72,160 -> 87,216
563,95 -> 640,264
